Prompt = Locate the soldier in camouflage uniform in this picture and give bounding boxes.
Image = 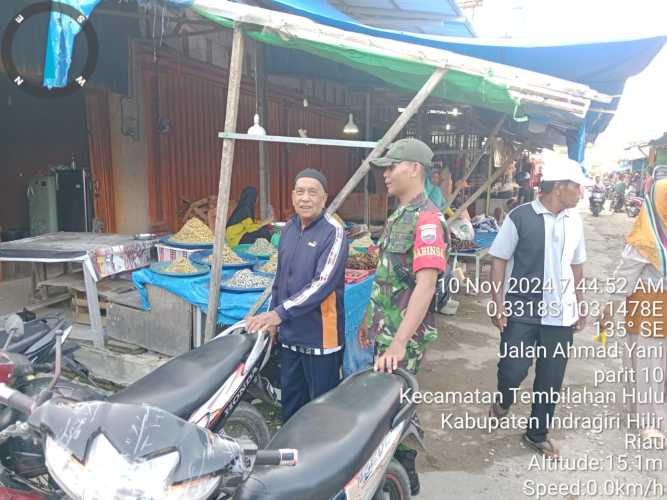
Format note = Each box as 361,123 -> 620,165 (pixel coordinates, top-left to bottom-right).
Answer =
360,138 -> 448,374
359,138 -> 448,495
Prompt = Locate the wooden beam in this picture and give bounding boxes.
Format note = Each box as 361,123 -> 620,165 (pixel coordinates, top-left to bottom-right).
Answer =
245,283 -> 273,320
204,25 -> 245,342
450,154 -> 517,223
485,145 -> 493,215
254,42 -> 270,219
327,67 -> 448,214
363,92 -> 371,227
446,116 -> 505,204
162,28 -> 223,40
96,8 -> 217,25
218,133 -> 377,148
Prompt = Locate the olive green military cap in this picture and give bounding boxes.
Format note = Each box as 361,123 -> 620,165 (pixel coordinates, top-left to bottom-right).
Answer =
370,138 -> 434,168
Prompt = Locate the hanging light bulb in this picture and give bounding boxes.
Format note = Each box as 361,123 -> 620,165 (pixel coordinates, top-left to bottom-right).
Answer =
247,113 -> 266,136
343,113 -> 359,135
451,107 -> 460,116
445,123 -> 452,131
303,97 -> 309,108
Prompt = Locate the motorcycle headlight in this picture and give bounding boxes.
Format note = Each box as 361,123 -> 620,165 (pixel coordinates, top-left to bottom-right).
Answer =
45,435 -> 221,500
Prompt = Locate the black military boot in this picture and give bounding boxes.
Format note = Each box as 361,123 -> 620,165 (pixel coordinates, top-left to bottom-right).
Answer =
395,449 -> 420,495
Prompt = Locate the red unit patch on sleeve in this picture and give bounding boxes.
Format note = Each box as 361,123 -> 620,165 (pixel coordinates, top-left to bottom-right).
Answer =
413,210 -> 447,273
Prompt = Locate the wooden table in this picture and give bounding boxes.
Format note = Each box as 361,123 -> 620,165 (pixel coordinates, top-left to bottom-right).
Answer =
0,233 -> 156,346
451,247 -> 489,292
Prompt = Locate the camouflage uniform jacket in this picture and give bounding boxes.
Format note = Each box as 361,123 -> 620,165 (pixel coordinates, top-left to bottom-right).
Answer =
367,192 -> 448,372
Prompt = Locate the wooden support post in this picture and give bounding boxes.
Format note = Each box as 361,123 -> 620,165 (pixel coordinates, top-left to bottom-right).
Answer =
363,92 -> 371,227
328,67 -> 447,214
83,264 -> 105,348
245,282 -> 273,320
450,154 -> 517,223
447,116 -> 505,205
205,25 -> 245,342
254,41 -> 270,219
485,144 -> 493,215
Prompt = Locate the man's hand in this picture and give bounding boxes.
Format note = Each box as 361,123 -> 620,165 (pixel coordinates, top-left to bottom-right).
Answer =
595,302 -> 615,330
374,338 -> 407,373
268,325 -> 278,344
246,310 -> 282,333
489,257 -> 508,333
491,302 -> 507,332
574,301 -> 588,331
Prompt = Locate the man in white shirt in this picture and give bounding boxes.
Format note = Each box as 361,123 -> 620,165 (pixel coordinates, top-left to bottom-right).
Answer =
488,156 -> 592,458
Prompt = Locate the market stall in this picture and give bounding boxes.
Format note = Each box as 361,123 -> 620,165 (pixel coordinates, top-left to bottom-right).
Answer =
131,267 -> 374,349
128,218 -> 377,357
32,0 -> 653,356
0,232 -> 157,346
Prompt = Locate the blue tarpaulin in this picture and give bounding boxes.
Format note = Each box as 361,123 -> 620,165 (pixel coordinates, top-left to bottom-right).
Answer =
43,0 -> 102,89
132,268 -> 270,325
265,0 -> 666,155
47,1 -> 665,113
44,0 -> 665,159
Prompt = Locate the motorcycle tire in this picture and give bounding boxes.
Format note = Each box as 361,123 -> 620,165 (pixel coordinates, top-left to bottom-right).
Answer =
219,401 -> 271,449
373,459 -> 411,500
591,207 -> 601,217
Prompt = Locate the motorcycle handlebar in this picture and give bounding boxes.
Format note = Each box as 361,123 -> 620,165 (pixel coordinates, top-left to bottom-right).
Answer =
254,449 -> 298,466
0,383 -> 35,415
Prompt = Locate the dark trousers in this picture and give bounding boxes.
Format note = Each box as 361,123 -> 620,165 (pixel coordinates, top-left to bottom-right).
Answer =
497,320 -> 573,442
280,346 -> 341,422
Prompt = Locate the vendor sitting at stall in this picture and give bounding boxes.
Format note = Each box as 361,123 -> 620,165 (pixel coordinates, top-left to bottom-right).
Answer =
226,186 -> 272,247
425,168 -> 454,218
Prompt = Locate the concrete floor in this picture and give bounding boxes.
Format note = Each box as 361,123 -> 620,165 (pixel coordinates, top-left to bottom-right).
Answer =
417,204 -> 666,499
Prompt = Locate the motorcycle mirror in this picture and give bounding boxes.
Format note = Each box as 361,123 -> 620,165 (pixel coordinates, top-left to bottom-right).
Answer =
4,314 -> 25,340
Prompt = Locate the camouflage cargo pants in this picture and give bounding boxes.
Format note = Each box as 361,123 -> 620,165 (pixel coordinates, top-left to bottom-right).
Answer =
373,329 -> 436,374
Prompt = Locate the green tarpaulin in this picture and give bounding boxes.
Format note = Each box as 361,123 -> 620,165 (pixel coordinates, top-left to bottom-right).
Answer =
193,6 -> 522,118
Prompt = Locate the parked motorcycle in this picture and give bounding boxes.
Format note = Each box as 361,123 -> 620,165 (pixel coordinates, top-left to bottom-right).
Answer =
0,322 -> 293,499
589,190 -> 605,216
0,312 -> 101,419
0,349 -> 296,499
234,367 -> 421,500
0,314 -> 102,485
610,191 -> 624,212
0,319 -> 277,497
0,311 -> 91,372
625,194 -> 643,217
109,321 -> 275,447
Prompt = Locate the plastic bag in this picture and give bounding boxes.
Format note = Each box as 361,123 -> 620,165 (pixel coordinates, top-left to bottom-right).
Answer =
449,219 -> 475,241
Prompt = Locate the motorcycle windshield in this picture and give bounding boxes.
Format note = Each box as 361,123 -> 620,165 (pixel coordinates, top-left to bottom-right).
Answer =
29,400 -> 244,483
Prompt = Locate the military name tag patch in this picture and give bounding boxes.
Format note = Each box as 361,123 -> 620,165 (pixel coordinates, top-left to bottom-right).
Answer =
414,246 -> 445,258
420,224 -> 437,243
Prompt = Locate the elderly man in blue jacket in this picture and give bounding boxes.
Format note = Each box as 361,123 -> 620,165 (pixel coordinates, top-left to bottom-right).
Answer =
247,169 -> 348,422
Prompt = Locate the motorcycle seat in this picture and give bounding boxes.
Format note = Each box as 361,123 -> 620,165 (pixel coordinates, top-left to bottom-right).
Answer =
110,333 -> 254,418
234,370 -> 404,500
